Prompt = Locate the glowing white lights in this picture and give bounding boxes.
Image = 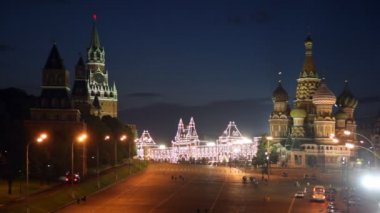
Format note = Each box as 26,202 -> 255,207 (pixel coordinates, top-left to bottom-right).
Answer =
344,130 -> 351,136
345,143 -> 355,149
147,120 -> 258,163
361,174 -> 380,190
135,130 -> 158,160
206,142 -> 216,147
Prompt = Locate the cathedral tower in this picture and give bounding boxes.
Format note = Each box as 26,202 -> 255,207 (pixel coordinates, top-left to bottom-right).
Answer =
336,81 -> 358,139
312,81 -> 336,141
294,35 -> 321,136
269,81 -> 290,139
295,36 -> 321,113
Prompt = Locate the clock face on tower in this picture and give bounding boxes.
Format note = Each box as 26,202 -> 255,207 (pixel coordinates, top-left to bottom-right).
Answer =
94,72 -> 105,84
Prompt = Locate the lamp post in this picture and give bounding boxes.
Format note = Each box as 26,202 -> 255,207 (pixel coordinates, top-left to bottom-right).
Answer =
344,130 -> 377,167
26,133 -> 48,213
266,136 -> 273,182
116,134 -> 127,179
345,143 -> 380,160
71,133 -> 87,197
96,135 -> 110,188
120,134 -> 130,175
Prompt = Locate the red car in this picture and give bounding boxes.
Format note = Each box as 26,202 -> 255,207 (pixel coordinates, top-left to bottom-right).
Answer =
65,172 -> 80,183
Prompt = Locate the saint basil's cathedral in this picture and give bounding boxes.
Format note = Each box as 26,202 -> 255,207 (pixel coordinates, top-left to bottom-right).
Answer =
268,36 -> 358,168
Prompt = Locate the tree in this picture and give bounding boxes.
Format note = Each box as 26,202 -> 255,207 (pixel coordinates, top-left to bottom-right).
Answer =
0,88 -> 37,194
252,135 -> 270,166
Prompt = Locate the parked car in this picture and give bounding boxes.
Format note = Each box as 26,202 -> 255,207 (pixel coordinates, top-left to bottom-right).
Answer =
294,191 -> 305,198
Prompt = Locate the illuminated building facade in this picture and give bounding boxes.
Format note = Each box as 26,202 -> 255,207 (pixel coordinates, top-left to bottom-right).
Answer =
268,36 -> 358,168
145,118 -> 258,163
135,130 -> 158,160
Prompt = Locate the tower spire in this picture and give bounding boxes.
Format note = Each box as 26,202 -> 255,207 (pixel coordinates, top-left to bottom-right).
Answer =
44,44 -> 65,70
90,13 -> 101,49
87,13 -> 105,64
300,35 -> 318,78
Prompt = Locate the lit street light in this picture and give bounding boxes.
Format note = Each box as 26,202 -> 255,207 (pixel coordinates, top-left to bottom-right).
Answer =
329,133 -> 339,143
115,134 -> 127,180
26,132 -> 48,213
71,133 -> 87,197
345,143 -> 380,161
96,135 -> 110,189
344,130 -> 377,167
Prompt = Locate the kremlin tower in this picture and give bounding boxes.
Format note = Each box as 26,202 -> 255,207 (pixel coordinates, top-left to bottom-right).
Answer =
72,14 -> 118,118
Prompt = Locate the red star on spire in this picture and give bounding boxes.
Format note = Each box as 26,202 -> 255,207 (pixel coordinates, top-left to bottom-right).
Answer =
92,13 -> 97,21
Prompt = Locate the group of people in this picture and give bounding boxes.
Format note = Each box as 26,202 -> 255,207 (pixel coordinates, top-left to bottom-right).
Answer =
242,176 -> 260,185
171,175 -> 185,181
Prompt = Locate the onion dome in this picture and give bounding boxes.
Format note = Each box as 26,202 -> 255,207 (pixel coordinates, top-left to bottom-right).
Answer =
312,81 -> 336,105
290,108 -> 307,118
272,81 -> 288,102
335,110 -> 348,120
337,81 -> 358,108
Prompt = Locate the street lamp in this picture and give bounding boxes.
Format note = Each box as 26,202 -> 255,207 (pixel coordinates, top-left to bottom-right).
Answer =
26,132 -> 48,213
95,135 -> 110,189
345,142 -> 380,186
119,135 -> 127,165
266,136 -> 273,181
71,133 -> 87,197
120,134 -> 133,174
344,130 -> 377,167
345,143 -> 380,160
114,134 -> 127,180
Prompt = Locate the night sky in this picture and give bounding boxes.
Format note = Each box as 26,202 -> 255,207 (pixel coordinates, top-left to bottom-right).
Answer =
1,0 -> 380,141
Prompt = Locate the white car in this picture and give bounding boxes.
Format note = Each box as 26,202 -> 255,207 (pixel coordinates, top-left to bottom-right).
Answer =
311,193 -> 325,202
294,191 -> 305,198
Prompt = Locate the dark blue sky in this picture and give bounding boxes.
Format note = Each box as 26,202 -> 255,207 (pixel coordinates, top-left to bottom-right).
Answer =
1,0 -> 380,137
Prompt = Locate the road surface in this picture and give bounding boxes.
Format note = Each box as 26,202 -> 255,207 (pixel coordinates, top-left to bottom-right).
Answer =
58,163 -> 378,213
